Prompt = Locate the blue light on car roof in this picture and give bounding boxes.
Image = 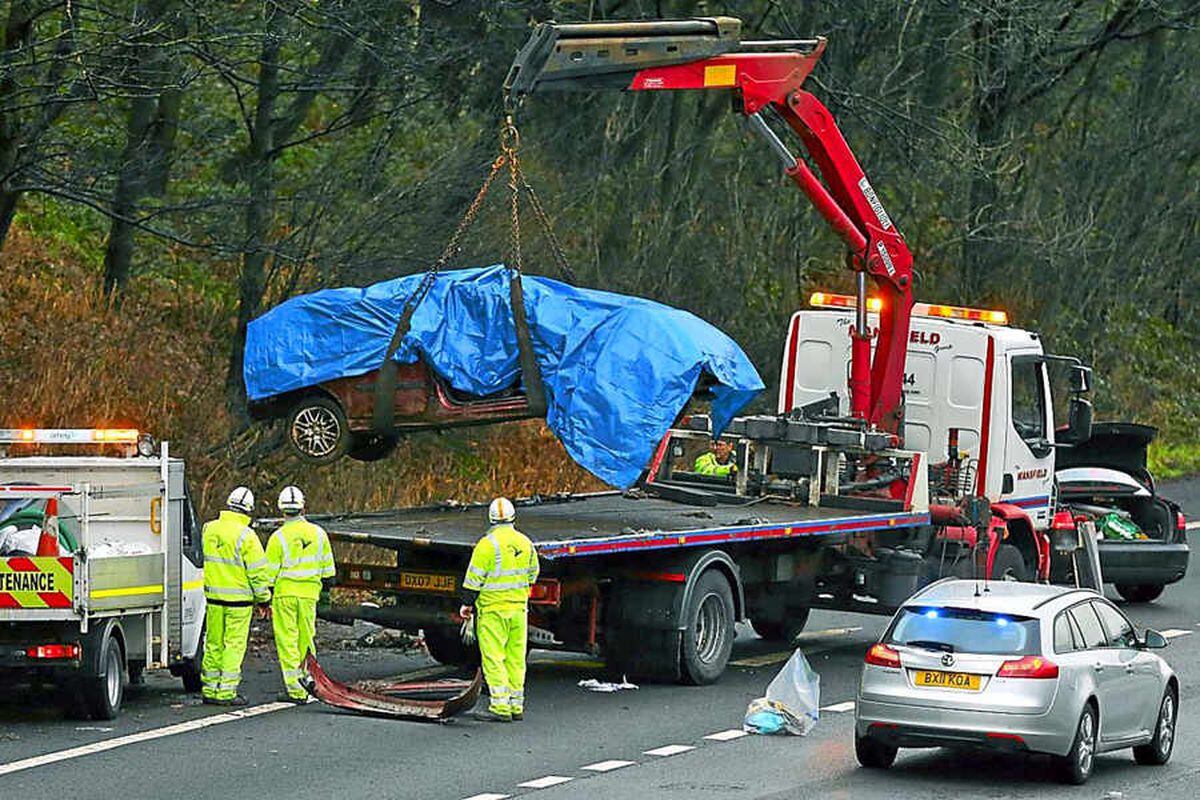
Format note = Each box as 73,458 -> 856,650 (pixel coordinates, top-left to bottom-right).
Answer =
924,609 -> 938,619
995,617 -> 1009,627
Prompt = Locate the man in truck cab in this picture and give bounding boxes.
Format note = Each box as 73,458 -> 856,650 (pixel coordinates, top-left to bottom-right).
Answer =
201,486 -> 272,706
459,498 -> 540,722
265,485 -> 336,703
694,438 -> 737,477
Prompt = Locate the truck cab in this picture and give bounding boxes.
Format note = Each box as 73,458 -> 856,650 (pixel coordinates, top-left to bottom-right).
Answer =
780,294 -> 1072,528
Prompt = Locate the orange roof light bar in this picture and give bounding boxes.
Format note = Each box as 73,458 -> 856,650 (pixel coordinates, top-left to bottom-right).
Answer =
0,428 -> 141,444
809,292 -> 1007,325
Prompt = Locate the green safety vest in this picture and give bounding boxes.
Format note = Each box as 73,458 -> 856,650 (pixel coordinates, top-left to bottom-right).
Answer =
463,524 -> 540,611
694,452 -> 734,477
202,510 -> 271,605
265,517 -> 336,600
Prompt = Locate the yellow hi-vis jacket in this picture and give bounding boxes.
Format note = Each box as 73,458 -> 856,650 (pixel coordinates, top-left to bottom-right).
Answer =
265,517 -> 336,601
202,510 -> 271,605
463,524 -> 539,611
694,452 -> 734,477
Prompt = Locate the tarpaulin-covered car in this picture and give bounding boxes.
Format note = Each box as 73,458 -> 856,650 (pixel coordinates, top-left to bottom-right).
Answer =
244,266 -> 764,488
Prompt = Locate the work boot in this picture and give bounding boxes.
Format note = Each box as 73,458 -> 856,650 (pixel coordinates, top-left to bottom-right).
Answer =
472,708 -> 512,723
201,696 -> 223,706
226,695 -> 249,707
277,693 -> 311,705
511,712 -> 524,722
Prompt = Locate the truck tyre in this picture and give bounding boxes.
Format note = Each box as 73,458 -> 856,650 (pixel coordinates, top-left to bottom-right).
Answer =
680,570 -> 735,685
287,395 -> 351,464
424,625 -> 480,670
989,544 -> 1028,582
750,606 -> 810,642
84,634 -> 126,720
1116,584 -> 1165,603
174,623 -> 204,692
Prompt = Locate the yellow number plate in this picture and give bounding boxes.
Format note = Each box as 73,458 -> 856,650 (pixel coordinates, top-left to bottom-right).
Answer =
399,571 -> 456,593
913,670 -> 981,690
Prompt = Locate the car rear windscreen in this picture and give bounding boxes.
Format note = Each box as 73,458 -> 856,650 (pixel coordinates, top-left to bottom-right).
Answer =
886,607 -> 1041,656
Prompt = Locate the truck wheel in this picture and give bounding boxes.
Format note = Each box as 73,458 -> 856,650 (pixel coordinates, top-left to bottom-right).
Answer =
175,623 -> 204,692
1116,584 -> 1165,603
287,395 -> 351,464
424,626 -> 480,670
84,635 -> 126,720
680,571 -> 735,685
989,544 -> 1028,582
750,606 -> 810,642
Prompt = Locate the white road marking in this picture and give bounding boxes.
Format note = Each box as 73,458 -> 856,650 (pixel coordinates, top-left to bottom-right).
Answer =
517,776 -> 574,789
581,759 -> 636,772
821,701 -> 856,713
461,794 -> 509,800
644,744 -> 695,757
1185,520 -> 1199,530
1160,629 -> 1192,639
0,702 -> 292,777
794,626 -> 863,642
705,729 -> 748,742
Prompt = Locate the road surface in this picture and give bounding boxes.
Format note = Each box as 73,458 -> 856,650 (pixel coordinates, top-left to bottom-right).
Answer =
1,476 -> 1196,800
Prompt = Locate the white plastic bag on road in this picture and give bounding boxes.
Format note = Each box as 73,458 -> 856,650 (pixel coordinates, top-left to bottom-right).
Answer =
743,649 -> 820,736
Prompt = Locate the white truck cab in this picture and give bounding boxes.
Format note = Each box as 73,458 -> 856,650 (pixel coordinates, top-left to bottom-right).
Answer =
779,295 -> 1086,532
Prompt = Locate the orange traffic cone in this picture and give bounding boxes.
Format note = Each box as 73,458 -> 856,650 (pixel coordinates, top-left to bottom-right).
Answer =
36,497 -> 60,557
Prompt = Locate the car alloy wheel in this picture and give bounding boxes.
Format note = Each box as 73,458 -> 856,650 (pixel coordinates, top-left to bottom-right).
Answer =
1076,709 -> 1095,776
1157,693 -> 1175,758
292,406 -> 342,458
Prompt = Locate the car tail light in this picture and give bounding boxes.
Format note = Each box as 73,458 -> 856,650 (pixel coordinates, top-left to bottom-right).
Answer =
1178,512 -> 1188,533
997,655 -> 1059,679
865,643 -> 901,668
26,643 -> 80,660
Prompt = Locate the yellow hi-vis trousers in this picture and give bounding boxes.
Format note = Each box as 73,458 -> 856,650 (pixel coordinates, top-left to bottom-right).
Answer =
202,605 -> 253,700
477,607 -> 528,715
272,595 -> 317,699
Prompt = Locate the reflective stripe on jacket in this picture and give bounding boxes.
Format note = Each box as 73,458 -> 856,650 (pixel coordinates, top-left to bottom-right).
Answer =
462,524 -> 539,611
265,518 -> 336,600
202,510 -> 271,605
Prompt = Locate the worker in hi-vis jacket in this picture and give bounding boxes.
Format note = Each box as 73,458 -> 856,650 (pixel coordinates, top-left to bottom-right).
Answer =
694,438 -> 737,477
459,497 -> 539,722
265,485 -> 335,702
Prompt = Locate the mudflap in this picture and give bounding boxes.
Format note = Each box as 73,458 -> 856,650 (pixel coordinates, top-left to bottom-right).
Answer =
301,652 -> 481,721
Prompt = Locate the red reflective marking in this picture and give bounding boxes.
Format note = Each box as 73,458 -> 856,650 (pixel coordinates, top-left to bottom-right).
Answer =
5,557 -> 37,572
631,571 -> 686,583
975,336 -> 995,495
38,591 -> 70,608
783,316 -> 801,412
0,593 -> 19,608
59,557 -> 74,572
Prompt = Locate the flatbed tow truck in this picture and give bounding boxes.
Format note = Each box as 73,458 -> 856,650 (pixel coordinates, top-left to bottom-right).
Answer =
309,17 -> 1120,690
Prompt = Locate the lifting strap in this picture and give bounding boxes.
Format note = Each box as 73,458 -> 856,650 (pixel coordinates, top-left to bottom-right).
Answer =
372,116 -> 565,436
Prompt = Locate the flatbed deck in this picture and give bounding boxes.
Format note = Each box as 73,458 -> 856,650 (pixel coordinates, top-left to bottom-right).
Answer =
321,492 -> 930,561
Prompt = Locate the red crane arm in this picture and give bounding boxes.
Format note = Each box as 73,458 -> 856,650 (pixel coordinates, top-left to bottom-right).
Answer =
507,20 -> 915,435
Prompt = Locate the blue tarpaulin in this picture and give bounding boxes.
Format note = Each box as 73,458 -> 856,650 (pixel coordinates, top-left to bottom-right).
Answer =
244,265 -> 763,487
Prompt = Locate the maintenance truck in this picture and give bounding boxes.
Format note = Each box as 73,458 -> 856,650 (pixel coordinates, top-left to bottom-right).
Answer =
0,429 -> 204,718
305,17 -> 1154,688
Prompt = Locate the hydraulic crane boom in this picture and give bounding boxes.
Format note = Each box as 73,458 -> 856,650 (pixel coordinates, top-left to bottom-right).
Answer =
506,17 -> 914,436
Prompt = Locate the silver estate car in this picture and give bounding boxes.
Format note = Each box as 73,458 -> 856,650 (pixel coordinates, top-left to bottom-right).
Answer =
855,580 -> 1178,784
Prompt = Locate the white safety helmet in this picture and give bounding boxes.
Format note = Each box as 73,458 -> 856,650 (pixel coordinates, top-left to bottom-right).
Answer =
277,485 -> 306,515
488,497 -> 516,524
226,486 -> 255,515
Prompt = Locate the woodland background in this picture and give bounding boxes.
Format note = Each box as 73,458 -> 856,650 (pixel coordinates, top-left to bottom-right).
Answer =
0,1 -> 1196,516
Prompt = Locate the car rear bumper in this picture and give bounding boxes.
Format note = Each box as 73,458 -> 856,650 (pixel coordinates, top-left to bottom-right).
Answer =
1098,541 -> 1189,586
856,697 -> 1075,757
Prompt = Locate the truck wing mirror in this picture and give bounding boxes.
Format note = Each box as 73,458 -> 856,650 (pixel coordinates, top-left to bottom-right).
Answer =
1059,397 -> 1093,445
1069,365 -> 1092,394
